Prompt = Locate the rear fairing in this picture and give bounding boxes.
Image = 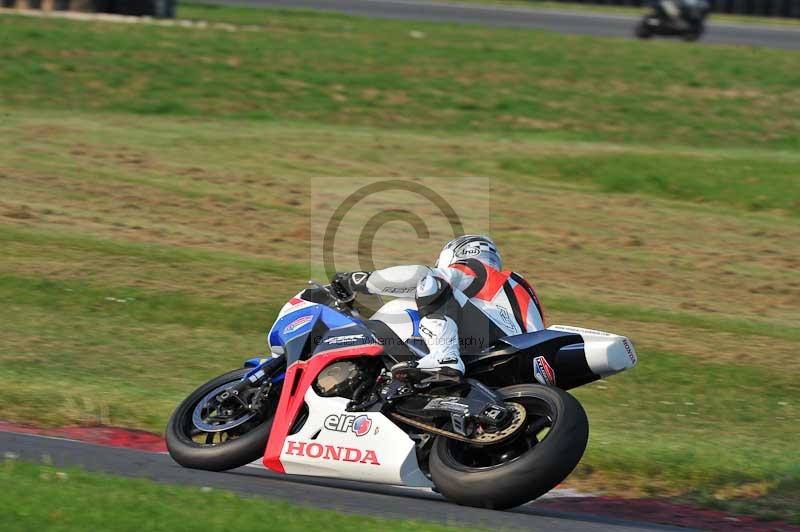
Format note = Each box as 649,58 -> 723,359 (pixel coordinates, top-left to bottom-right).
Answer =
465,325 -> 637,390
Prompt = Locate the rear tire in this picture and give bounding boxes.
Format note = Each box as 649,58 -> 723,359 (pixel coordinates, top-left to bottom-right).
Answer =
166,368 -> 275,472
429,385 -> 588,510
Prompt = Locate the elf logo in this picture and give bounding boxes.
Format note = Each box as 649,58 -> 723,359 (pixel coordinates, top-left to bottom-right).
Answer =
284,440 -> 380,465
323,414 -> 372,437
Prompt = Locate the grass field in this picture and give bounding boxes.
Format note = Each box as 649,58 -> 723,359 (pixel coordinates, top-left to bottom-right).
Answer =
1,4 -> 799,524
0,460 -> 468,532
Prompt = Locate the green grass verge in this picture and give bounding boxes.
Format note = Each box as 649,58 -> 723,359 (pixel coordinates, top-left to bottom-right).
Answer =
0,461 -> 469,532
1,6 -> 799,151
497,152 -> 800,216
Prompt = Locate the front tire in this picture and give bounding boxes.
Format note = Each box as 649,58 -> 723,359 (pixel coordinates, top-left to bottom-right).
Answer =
166,368 -> 275,472
429,385 -> 588,510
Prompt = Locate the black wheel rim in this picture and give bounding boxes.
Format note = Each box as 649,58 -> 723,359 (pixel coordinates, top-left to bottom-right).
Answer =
192,382 -> 259,433
178,376 -> 278,447
443,393 -> 557,471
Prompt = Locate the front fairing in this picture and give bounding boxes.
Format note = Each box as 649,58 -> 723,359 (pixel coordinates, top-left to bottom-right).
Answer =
267,291 -> 378,367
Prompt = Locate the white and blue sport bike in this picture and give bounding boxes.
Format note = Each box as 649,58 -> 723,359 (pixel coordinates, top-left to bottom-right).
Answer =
167,281 -> 637,509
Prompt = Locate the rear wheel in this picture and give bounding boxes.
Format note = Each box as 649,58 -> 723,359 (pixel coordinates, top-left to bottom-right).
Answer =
166,368 -> 278,471
429,385 -> 588,510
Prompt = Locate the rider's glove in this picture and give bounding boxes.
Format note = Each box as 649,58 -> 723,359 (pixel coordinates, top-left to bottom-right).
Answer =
331,271 -> 371,301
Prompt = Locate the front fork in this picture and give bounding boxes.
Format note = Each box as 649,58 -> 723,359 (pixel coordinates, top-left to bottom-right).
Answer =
223,354 -> 287,411
244,354 -> 286,384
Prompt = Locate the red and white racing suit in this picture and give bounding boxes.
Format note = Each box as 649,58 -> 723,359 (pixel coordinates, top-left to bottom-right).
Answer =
357,258 -> 545,373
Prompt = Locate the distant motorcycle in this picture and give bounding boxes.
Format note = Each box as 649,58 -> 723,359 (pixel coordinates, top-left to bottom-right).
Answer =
636,0 -> 710,41
166,280 -> 637,509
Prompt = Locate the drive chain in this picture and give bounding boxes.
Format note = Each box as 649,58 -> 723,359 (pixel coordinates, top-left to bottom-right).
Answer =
389,402 -> 527,446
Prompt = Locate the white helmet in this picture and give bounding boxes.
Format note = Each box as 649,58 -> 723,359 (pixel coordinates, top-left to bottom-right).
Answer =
436,235 -> 502,271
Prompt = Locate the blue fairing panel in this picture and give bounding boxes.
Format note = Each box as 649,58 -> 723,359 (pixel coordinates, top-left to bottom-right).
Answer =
320,305 -> 356,329
267,303 -> 361,350
268,305 -> 322,349
312,321 -> 377,355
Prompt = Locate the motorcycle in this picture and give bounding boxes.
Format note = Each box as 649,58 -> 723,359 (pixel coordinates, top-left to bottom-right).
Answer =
635,0 -> 710,41
166,280 -> 637,509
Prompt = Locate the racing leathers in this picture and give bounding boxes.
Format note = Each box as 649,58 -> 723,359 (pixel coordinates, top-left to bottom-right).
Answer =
339,258 -> 545,374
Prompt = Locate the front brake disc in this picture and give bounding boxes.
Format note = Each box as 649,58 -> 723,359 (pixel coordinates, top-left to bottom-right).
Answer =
192,383 -> 258,433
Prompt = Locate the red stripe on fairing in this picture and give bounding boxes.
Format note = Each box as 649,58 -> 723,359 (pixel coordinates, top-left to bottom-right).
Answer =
262,344 -> 384,474
289,297 -> 304,305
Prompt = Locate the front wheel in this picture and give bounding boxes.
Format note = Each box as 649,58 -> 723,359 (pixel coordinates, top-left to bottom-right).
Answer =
166,368 -> 278,471
429,385 -> 588,510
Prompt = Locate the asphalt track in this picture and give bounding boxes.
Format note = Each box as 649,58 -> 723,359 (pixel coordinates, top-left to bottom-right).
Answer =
198,0 -> 800,49
1,431 -> 693,532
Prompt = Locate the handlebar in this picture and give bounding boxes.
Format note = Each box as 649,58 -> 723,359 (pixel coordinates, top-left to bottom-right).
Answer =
308,280 -> 359,317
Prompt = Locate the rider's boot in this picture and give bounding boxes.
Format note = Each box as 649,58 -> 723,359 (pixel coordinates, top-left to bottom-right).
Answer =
391,315 -> 464,382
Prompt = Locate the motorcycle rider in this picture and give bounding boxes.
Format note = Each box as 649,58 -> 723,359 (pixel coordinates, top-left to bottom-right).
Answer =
332,235 -> 545,376
652,0 -> 708,28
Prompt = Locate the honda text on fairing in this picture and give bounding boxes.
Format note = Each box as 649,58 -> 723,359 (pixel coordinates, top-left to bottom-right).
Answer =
166,283 -> 637,509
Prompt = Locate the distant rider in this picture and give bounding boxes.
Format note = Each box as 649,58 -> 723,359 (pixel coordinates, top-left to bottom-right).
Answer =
653,0 -> 708,26
332,235 -> 545,376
